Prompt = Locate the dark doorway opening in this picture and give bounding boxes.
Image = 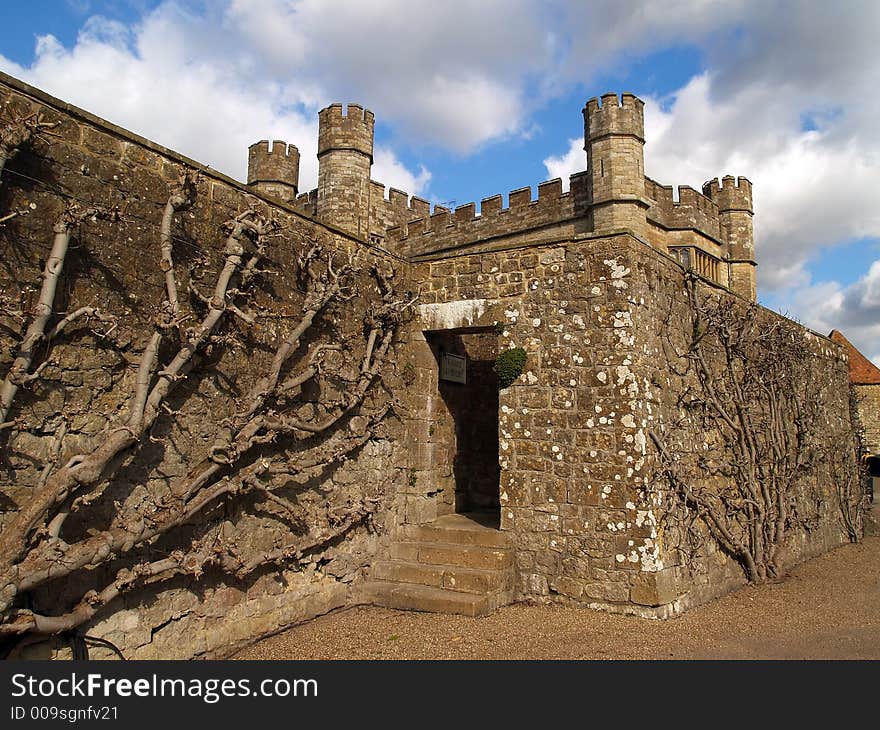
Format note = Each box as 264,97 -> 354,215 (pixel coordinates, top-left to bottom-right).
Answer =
866,456 -> 880,503
428,328 -> 500,519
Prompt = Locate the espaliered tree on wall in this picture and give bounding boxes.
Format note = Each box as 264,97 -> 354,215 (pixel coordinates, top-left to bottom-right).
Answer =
650,273 -> 864,583
0,127 -> 412,646
0,111 -> 56,179
0,202 -> 119,429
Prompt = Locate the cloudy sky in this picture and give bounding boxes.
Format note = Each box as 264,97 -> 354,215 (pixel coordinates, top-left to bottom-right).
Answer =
2,0 -> 879,363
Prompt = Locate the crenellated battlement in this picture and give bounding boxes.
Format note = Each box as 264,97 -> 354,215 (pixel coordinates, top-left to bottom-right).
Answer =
247,138 -> 300,202
294,188 -> 318,215
316,102 -> 375,237
386,172 -> 590,256
367,179 -> 430,239
644,177 -> 722,241
317,102 -> 375,161
319,102 -> 375,126
643,171 -> 756,298
369,179 -> 430,218
241,93 -> 755,299
702,175 -> 753,213
584,92 -> 645,142
584,92 -> 647,234
248,138 -> 297,160
702,175 -> 756,299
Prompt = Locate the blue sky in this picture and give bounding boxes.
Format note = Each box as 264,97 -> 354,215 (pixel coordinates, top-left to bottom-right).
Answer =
2,1 -> 879,363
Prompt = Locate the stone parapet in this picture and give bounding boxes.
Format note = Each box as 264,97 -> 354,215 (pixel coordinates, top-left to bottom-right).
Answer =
247,139 -> 300,202
387,173 -> 590,256
317,103 -> 374,161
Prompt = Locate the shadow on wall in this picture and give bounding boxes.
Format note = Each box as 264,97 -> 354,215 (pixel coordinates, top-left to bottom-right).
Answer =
428,329 -> 500,514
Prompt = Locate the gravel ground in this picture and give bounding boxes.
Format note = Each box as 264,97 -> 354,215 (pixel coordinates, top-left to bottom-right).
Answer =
234,537 -> 880,660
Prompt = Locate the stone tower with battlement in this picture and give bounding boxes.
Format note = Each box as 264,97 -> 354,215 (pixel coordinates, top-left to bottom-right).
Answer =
316,103 -> 375,238
247,91 -> 757,302
247,139 -> 300,203
583,92 -> 649,238
703,175 -> 756,300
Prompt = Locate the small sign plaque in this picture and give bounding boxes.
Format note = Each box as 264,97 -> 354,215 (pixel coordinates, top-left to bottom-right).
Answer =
439,352 -> 467,384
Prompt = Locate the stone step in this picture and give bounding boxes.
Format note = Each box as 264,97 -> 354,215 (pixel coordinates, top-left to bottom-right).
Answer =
401,522 -> 509,549
390,541 -> 514,570
358,580 -> 509,617
372,559 -> 513,594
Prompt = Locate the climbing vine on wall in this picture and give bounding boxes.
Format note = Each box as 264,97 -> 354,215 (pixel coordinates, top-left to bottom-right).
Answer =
650,272 -> 865,583
0,117 -> 414,647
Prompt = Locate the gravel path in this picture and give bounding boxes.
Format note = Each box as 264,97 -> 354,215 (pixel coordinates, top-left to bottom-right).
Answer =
234,537 -> 880,660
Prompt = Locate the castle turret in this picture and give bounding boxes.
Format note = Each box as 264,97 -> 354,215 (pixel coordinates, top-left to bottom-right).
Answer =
703,176 -> 756,300
247,139 -> 299,203
316,103 -> 374,238
583,92 -> 649,237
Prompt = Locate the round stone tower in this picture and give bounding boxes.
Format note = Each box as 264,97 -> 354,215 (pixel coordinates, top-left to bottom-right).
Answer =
583,92 -> 649,237
247,139 -> 300,203
316,103 -> 375,238
703,176 -> 756,300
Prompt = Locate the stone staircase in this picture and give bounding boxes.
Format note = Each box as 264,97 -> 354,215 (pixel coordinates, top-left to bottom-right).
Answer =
360,512 -> 515,617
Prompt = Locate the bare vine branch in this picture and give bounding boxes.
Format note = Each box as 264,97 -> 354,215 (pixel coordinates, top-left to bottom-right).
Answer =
0,168 -> 411,641
0,203 -> 118,426
0,111 -> 58,180
650,272 -> 863,582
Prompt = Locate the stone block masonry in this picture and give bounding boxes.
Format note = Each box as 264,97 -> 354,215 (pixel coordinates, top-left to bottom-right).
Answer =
247,139 -> 300,203
316,103 -> 374,238
0,67 -> 864,657
409,232 -> 859,616
387,174 -> 591,257
409,236 -> 680,611
858,385 -> 880,456
0,71 -> 413,659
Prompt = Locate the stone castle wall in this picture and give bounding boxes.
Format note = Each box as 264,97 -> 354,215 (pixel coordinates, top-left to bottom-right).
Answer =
644,178 -> 722,244
246,139 -> 300,203
405,235 -> 675,610
0,69 -> 861,654
387,174 -> 592,258
407,231 -> 856,616
0,72 -> 411,659
278,92 -> 754,300
855,384 -> 880,456
366,180 -> 430,245
388,172 -> 745,299
624,246 -> 855,612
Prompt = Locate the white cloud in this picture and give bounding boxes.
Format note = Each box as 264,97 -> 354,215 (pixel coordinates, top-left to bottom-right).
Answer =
373,148 -> 431,198
2,0 -> 880,359
641,75 -> 880,292
225,0 -> 548,151
775,261 -> 880,364
543,139 -> 584,189
548,0 -> 749,82
0,2 -> 431,196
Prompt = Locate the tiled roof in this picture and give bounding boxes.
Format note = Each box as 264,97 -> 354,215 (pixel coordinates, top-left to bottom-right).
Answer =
829,330 -> 880,385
